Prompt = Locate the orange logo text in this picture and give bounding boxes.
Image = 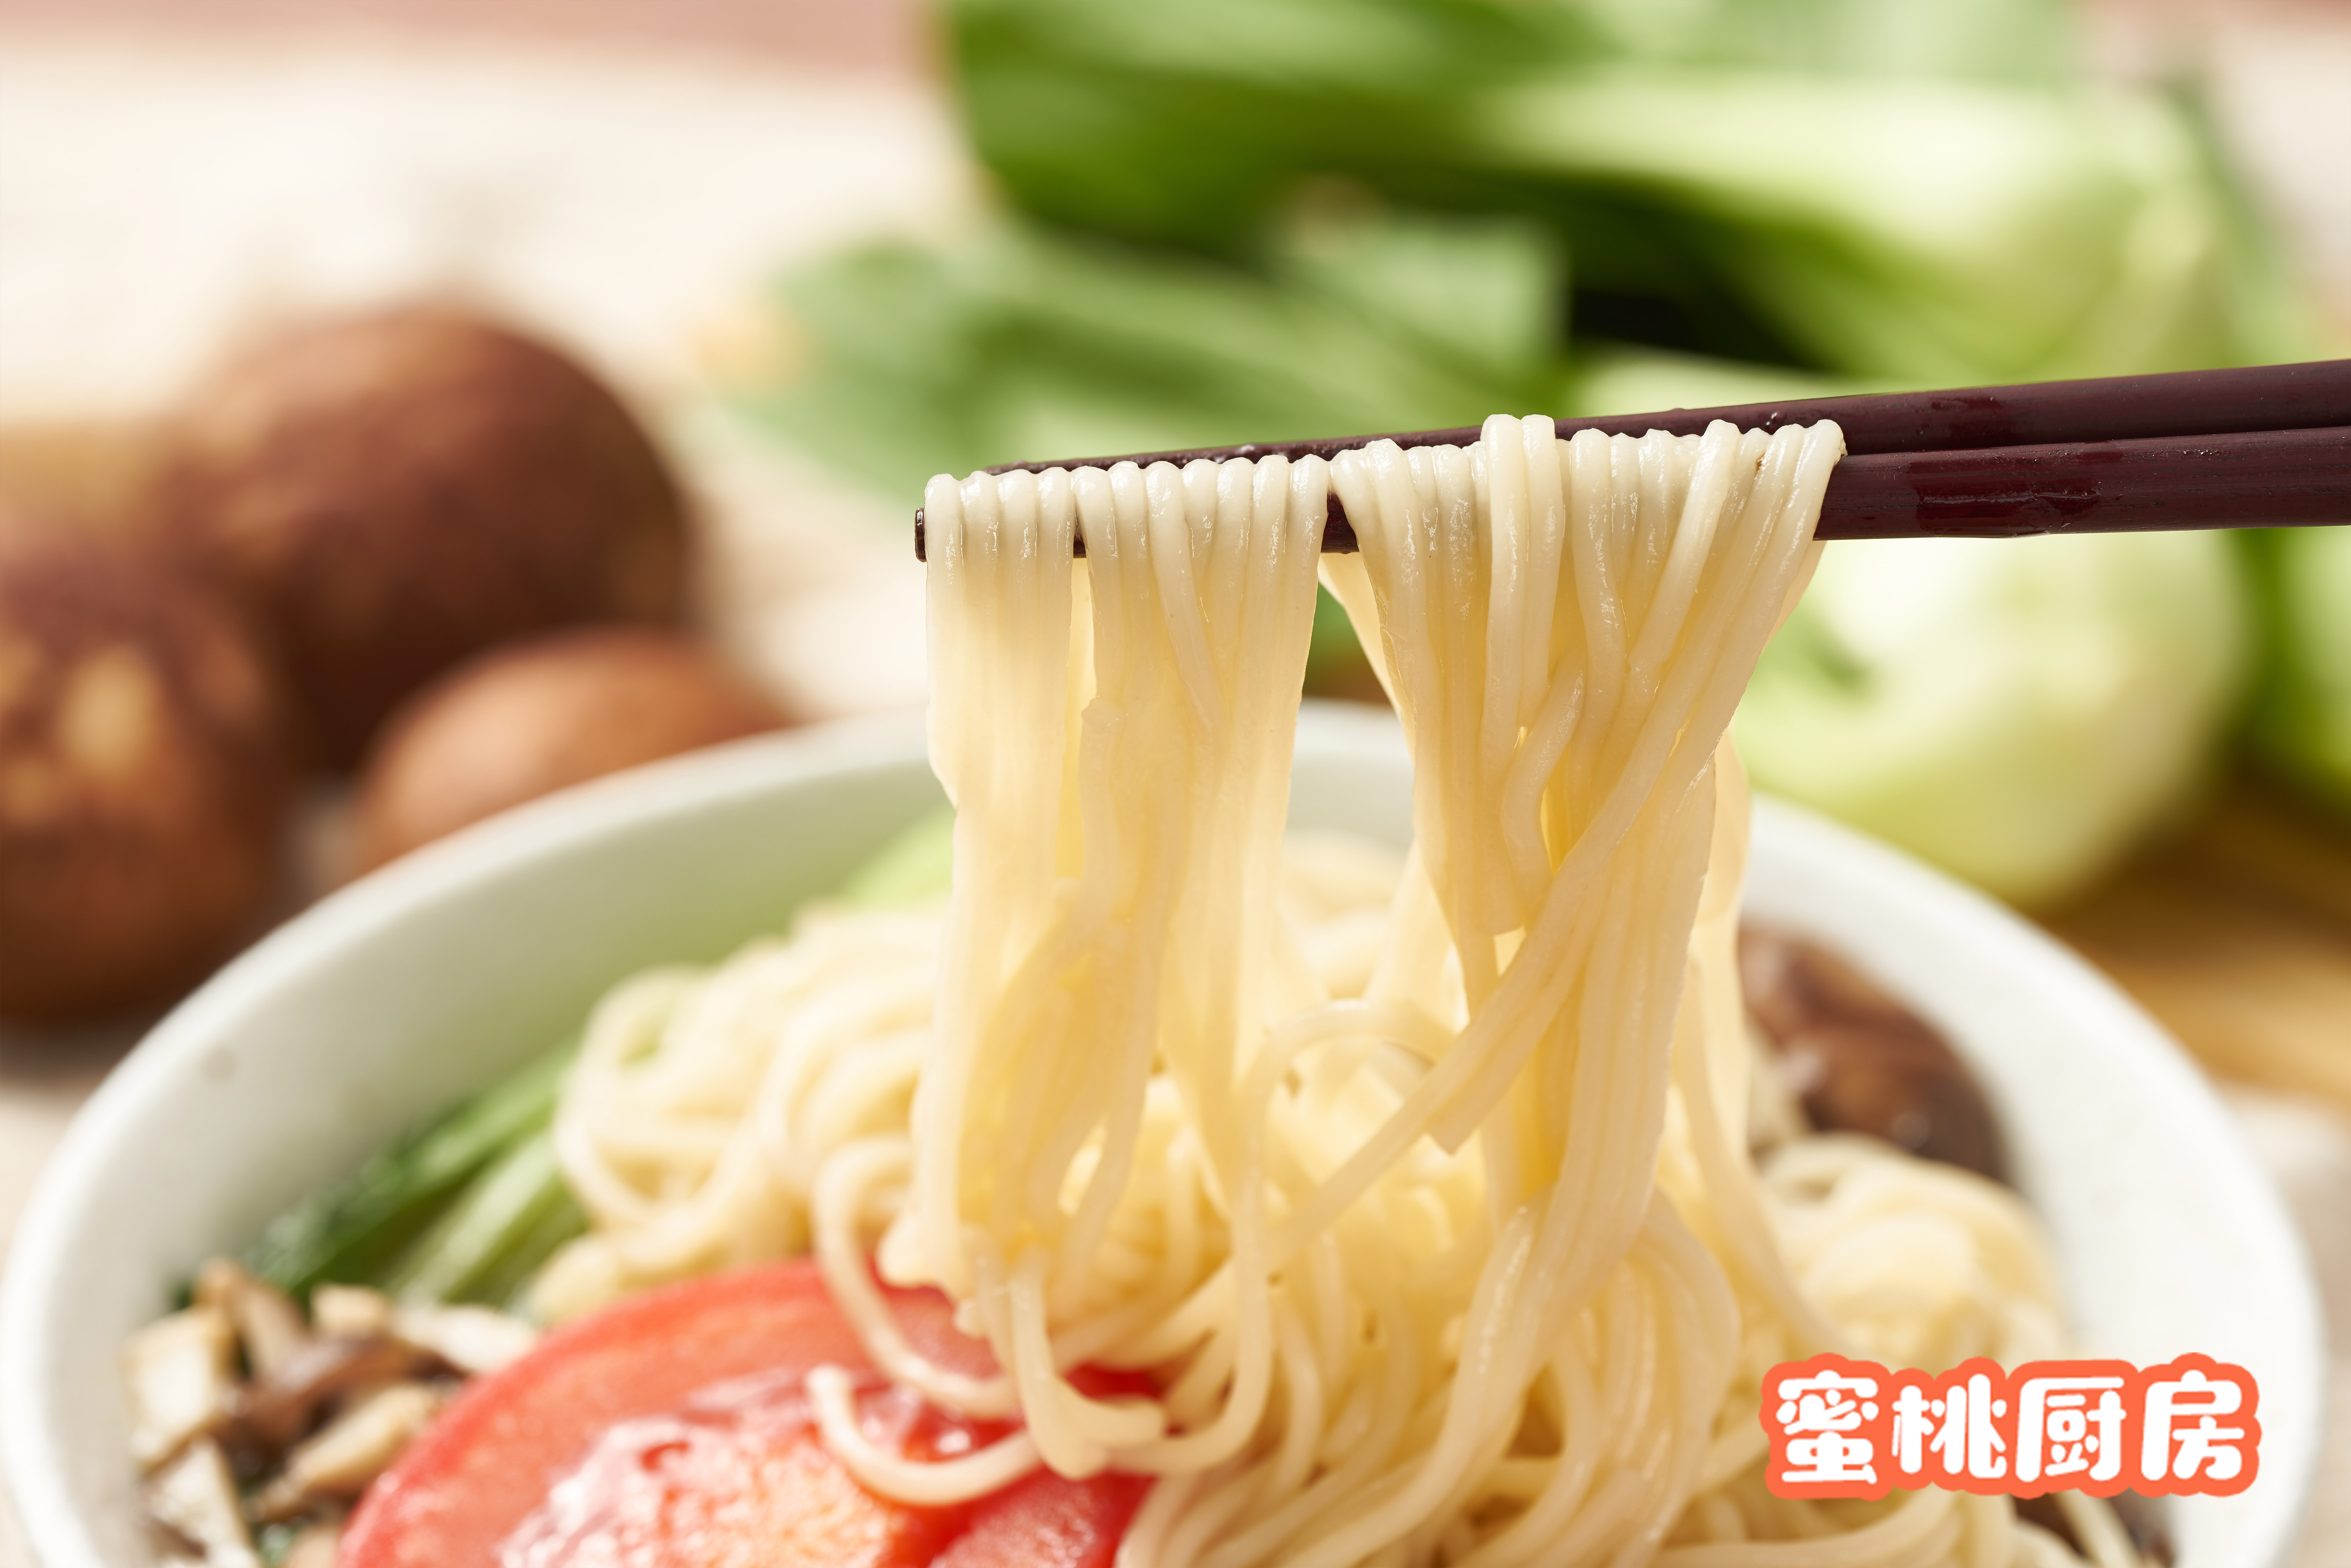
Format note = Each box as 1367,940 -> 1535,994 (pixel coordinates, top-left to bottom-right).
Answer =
1760,1353 -> 2258,1501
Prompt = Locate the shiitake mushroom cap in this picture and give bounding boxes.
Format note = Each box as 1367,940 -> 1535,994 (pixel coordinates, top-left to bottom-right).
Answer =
350,626 -> 786,872
143,308 -> 689,767
1740,924 -> 2008,1183
0,531 -> 293,1021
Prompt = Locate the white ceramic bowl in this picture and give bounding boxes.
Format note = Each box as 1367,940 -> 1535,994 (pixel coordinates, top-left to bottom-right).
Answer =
2,705 -> 2323,1566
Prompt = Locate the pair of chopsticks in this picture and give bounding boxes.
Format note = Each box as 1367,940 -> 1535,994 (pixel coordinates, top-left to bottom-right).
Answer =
911,359 -> 2351,559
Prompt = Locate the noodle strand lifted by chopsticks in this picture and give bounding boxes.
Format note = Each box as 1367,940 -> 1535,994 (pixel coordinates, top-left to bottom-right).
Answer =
539,417 -> 2148,1568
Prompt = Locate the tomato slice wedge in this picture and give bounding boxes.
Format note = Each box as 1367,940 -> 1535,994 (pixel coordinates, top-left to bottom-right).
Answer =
935,1468 -> 1151,1568
339,1262 -> 1146,1568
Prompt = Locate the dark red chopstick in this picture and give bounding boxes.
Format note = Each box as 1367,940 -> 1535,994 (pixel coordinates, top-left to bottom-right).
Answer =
1823,425 -> 2350,539
912,360 -> 2351,559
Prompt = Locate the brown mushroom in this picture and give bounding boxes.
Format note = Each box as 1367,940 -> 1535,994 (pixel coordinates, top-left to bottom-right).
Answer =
2016,1491 -> 2174,1565
229,1333 -> 431,1456
389,1301 -> 539,1377
350,626 -> 784,871
129,1263 -> 543,1557
121,1306 -> 238,1470
142,307 -> 690,766
193,1259 -> 312,1381
307,1284 -> 393,1342
1738,925 -> 2007,1183
252,1383 -> 447,1521
0,533 -> 292,1021
144,1438 -> 262,1568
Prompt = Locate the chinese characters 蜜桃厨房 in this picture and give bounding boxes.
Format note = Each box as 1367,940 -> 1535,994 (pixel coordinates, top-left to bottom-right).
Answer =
1762,1354 -> 2257,1501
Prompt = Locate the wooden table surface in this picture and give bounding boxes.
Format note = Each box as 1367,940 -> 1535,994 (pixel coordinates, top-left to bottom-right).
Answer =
2053,774 -> 2351,1108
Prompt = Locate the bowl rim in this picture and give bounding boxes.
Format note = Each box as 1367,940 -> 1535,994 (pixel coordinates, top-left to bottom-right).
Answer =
1,704 -> 2325,1566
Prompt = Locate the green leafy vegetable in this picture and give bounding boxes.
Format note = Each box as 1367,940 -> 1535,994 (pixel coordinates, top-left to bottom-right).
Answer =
245,1038 -> 577,1302
746,211 -> 1568,503
2245,526 -> 2351,813
945,0 -> 2300,384
1738,531 -> 2252,904
378,1130 -> 584,1310
254,1522 -> 304,1568
722,0 -> 2331,894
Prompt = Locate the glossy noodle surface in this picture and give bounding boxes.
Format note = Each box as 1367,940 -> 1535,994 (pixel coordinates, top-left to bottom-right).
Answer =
544,416 -> 2143,1568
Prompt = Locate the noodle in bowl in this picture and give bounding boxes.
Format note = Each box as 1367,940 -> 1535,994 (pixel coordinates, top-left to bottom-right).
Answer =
6,410 -> 2333,1568
510,415 -> 2317,1568
1,710 -> 2320,1567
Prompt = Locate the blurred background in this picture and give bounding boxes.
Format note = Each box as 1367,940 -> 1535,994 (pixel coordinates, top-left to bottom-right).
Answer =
2,0 -> 2350,1559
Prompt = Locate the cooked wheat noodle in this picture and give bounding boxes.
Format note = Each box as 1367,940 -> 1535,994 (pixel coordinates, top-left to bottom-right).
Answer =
540,417 -> 2150,1568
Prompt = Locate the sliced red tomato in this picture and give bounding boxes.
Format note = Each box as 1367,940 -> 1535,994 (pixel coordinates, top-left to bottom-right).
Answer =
339,1261 -> 1146,1568
937,1363 -> 1155,1568
935,1468 -> 1151,1568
